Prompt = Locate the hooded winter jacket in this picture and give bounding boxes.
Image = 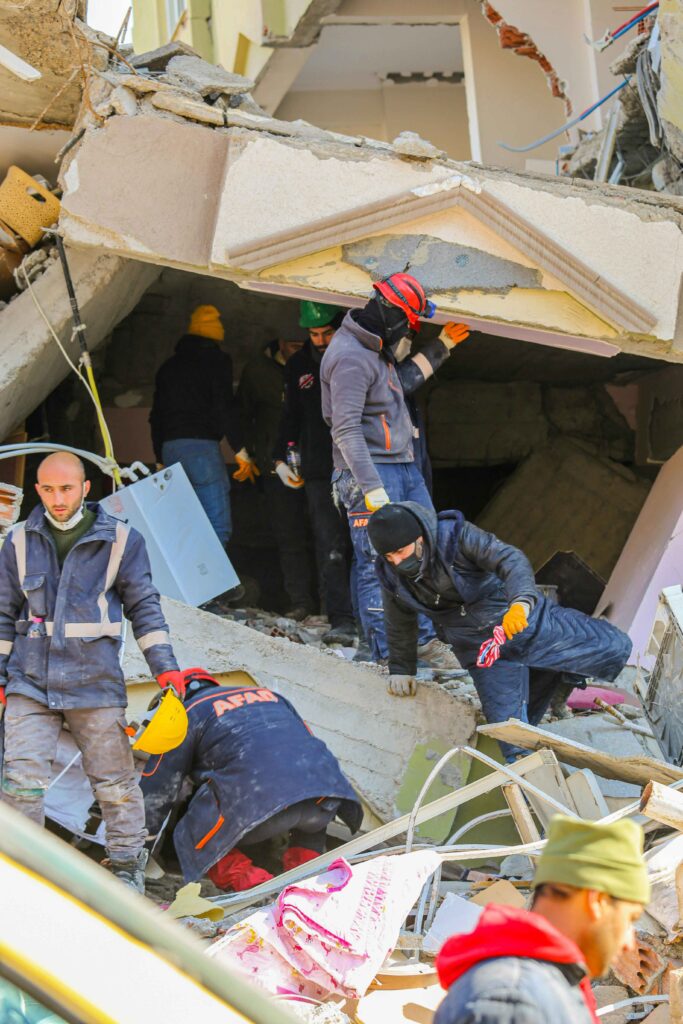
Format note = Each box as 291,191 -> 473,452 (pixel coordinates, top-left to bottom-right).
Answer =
320,313 -> 451,494
141,682 -> 363,882
149,334 -> 243,462
0,503 -> 178,708
375,503 -> 538,675
435,904 -> 599,1024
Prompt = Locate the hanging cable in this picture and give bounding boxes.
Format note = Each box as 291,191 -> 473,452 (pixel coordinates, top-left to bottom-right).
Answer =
497,77 -> 631,153
586,2 -> 659,51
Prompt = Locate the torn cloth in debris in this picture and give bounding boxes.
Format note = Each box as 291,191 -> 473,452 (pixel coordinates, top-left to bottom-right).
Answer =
207,851 -> 441,999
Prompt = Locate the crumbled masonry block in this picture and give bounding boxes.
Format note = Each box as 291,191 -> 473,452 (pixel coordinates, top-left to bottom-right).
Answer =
130,41 -> 199,72
109,86 -> 138,118
612,937 -> 665,994
165,55 -> 254,97
476,438 -> 650,579
391,131 -> 442,159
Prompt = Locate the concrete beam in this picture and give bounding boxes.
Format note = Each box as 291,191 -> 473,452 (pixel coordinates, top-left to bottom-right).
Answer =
0,250 -> 159,439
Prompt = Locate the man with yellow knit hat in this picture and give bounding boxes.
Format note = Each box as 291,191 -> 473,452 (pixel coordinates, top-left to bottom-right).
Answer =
150,304 -> 257,551
435,815 -> 649,1024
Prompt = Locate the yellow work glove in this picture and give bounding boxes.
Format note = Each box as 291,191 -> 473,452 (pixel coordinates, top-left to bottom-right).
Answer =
232,448 -> 260,484
502,602 -> 529,641
439,322 -> 470,349
364,487 -> 390,512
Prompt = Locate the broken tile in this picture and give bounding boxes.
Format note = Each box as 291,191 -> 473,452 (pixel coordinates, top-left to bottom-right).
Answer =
612,937 -> 665,994
166,55 -> 254,97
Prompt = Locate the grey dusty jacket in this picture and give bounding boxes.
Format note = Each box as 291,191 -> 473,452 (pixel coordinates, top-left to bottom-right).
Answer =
0,503 -> 178,709
320,312 -> 450,494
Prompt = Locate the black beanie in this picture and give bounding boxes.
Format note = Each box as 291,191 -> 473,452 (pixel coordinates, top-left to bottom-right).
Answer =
368,504 -> 422,555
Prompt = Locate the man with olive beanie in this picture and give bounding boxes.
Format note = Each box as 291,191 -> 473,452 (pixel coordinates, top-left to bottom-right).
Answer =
435,815 -> 649,1024
368,501 -> 632,761
150,304 -> 257,550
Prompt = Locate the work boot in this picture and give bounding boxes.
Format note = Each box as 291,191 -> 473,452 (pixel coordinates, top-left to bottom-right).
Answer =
108,849 -> 148,894
282,846 -> 321,872
207,849 -> 274,892
417,638 -> 461,673
322,622 -> 358,646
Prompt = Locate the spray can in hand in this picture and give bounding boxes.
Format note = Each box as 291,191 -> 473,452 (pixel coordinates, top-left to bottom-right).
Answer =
286,442 -> 302,479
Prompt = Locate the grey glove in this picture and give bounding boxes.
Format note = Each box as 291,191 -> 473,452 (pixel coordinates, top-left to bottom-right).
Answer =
388,674 -> 417,697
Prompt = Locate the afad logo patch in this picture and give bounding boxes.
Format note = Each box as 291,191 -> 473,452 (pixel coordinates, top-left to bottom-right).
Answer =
298,373 -> 315,391
213,688 -> 278,717
352,517 -> 369,528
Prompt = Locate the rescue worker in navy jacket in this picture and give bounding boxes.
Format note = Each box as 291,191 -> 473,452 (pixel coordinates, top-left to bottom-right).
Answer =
0,452 -> 184,892
367,503 -> 632,761
141,668 -> 362,890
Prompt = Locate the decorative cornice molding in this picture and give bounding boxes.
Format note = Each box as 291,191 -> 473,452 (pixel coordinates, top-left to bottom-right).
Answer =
222,176 -> 656,334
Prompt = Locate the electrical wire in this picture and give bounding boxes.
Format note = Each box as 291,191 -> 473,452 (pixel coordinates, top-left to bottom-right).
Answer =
497,77 -> 631,153
19,263 -> 121,486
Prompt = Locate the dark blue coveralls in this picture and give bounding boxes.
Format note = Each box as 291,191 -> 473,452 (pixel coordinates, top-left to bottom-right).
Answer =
140,681 -> 362,882
376,503 -> 632,760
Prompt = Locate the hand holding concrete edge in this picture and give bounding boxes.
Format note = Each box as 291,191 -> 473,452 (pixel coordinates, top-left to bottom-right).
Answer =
439,322 -> 470,349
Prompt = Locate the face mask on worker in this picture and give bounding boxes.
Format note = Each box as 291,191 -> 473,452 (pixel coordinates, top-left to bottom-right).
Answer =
360,295 -> 410,347
394,539 -> 424,579
391,330 -> 415,364
43,503 -> 85,532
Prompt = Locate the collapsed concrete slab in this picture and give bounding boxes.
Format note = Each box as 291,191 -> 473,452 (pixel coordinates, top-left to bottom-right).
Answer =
476,438 -> 651,581
0,249 -> 159,440
55,73 -> 683,361
123,598 -> 479,821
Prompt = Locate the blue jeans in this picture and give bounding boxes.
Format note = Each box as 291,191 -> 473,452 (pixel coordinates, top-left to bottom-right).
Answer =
444,596 -> 632,760
162,439 -> 232,545
333,462 -> 435,660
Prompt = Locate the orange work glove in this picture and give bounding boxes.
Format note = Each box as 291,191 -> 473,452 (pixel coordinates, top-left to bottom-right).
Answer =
439,322 -> 470,349
502,602 -> 529,641
232,448 -> 260,485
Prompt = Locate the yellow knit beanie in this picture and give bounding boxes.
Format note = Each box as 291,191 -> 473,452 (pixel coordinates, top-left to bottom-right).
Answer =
188,304 -> 224,341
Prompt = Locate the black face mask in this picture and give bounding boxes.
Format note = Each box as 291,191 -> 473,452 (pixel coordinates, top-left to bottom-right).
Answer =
395,553 -> 421,579
353,296 -> 409,347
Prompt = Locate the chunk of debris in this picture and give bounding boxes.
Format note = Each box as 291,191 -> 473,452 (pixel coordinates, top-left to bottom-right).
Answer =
391,131 -> 443,160
109,85 -> 138,118
476,438 -> 651,580
165,55 -> 254,98
150,91 -> 225,127
129,41 -> 200,72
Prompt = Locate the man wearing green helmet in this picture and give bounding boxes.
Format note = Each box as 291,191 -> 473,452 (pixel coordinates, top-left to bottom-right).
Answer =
273,301 -> 356,645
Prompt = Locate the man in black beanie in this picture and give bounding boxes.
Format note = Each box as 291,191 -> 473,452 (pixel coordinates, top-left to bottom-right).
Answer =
368,502 -> 632,761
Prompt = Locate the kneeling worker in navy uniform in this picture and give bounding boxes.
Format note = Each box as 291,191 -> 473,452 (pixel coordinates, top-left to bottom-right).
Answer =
141,668 -> 362,891
367,503 -> 632,762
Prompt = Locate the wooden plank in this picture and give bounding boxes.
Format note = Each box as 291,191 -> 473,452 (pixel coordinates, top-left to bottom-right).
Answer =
479,720 -> 683,787
565,770 -> 610,821
502,784 -> 541,844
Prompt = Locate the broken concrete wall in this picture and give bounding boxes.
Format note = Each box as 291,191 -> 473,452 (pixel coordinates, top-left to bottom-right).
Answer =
425,379 -> 634,467
476,437 -> 651,580
636,365 -> 683,464
0,249 -> 159,441
123,598 -> 479,820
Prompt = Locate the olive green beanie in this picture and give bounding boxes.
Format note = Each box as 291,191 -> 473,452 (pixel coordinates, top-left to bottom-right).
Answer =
534,815 -> 650,905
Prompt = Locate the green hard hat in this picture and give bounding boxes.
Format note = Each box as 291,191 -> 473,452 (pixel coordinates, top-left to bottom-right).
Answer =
299,300 -> 343,328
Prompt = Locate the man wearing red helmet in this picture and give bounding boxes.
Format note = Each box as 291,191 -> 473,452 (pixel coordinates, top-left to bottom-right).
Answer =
320,273 -> 469,665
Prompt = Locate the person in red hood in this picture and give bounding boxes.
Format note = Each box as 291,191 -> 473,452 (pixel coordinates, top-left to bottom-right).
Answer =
435,815 -> 649,1024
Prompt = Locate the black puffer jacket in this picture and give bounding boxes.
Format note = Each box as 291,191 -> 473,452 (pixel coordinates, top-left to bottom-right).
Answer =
375,502 -> 539,674
149,335 -> 242,462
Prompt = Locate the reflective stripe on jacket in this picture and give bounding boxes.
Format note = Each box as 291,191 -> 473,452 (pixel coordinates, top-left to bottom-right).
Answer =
0,503 -> 178,709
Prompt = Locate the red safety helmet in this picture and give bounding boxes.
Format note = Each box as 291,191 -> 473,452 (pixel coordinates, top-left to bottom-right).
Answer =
373,273 -> 436,330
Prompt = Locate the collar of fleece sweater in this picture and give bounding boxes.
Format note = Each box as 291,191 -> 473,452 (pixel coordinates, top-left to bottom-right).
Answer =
436,904 -> 599,1024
